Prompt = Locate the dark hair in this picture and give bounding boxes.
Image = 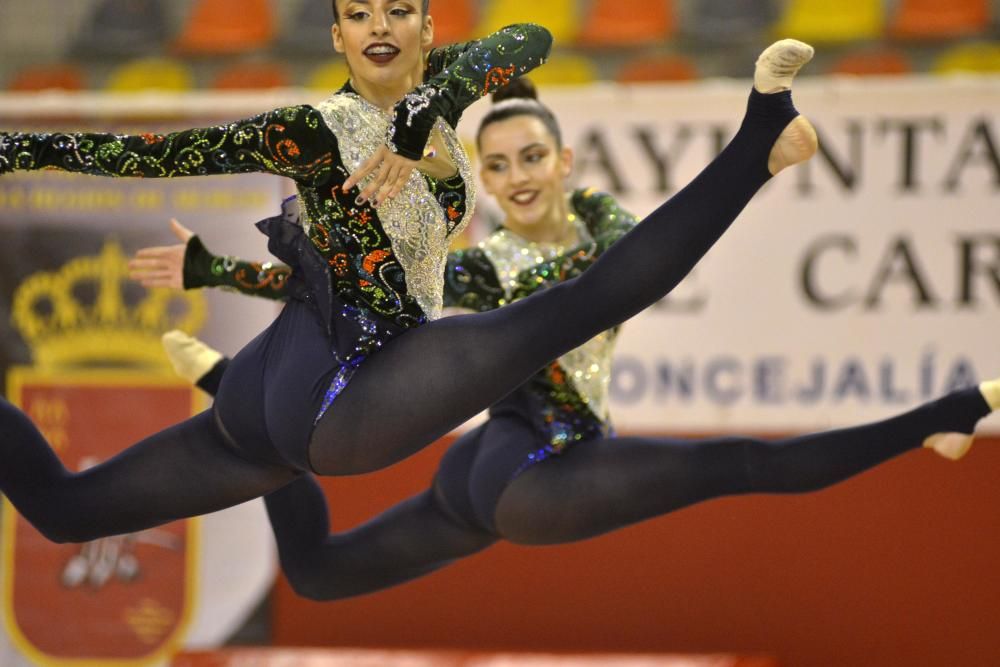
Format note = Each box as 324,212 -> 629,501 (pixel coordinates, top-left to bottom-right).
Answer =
476,78 -> 563,149
332,0 -> 431,22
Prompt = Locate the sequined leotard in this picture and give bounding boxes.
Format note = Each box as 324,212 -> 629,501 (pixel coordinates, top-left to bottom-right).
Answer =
0,24 -> 550,338
184,188 -> 638,470
0,24 -> 552,469
5,55 -> 913,556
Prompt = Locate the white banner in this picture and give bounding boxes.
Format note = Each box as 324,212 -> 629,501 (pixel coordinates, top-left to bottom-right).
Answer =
1,77 -> 996,437
458,76 -> 1000,432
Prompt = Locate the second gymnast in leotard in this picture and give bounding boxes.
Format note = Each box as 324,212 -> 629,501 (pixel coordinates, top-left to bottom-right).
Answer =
138,80 -> 997,600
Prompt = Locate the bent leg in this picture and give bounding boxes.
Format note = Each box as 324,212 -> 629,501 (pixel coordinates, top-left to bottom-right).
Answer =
265,472 -> 496,601
311,89 -> 804,474
493,388 -> 990,545
0,400 -> 296,543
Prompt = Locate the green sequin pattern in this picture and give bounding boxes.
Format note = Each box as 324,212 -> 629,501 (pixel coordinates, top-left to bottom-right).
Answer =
0,24 -> 553,335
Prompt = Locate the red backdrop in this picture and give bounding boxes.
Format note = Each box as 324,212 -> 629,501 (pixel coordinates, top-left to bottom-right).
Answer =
272,432 -> 1000,667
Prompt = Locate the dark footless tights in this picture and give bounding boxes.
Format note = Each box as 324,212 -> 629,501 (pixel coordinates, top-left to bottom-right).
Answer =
309,90 -> 801,475
264,386 -> 991,600
0,90 -> 808,543
0,402 -> 297,543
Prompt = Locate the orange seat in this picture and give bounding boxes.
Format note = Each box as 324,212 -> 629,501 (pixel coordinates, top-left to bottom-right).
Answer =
577,0 -> 675,47
212,62 -> 290,90
431,0 -> 476,45
889,0 -> 990,39
8,64 -> 85,92
829,49 -> 912,76
617,55 -> 697,83
174,0 -> 274,56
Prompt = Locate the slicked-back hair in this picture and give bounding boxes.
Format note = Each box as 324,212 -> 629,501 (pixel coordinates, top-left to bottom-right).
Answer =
477,79 -> 563,150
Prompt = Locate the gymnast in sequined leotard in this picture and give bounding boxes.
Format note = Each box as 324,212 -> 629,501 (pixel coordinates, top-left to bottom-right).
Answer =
139,80 -> 1000,601
0,13 -> 899,548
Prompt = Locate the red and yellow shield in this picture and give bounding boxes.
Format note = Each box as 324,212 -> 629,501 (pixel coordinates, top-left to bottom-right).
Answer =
3,240 -> 209,666
3,370 -> 203,666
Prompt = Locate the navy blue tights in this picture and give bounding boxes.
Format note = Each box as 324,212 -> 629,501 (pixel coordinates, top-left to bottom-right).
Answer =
0,88 -> 926,553
251,372 -> 988,600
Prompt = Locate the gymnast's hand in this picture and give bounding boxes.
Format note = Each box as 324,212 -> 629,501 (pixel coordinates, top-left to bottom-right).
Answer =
127,218 -> 194,289
343,145 -> 422,208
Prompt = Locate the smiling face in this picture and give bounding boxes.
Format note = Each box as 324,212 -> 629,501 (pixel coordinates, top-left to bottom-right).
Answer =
479,114 -> 574,241
331,0 -> 434,106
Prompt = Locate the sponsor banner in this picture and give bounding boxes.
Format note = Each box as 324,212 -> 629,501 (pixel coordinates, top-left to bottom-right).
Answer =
6,78 -> 991,433
458,77 -> 1000,431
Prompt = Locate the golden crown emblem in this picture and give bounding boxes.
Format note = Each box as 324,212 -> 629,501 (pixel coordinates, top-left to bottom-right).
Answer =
11,240 -> 206,369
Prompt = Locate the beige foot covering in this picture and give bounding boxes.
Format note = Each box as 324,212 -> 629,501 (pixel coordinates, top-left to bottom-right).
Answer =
922,380 -> 1000,461
162,329 -> 223,385
753,39 -> 819,175
754,39 -> 815,93
978,378 -> 1000,410
923,432 -> 974,461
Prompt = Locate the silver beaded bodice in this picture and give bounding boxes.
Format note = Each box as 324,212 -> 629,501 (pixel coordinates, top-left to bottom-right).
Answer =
480,221 -> 616,421
314,93 -> 476,321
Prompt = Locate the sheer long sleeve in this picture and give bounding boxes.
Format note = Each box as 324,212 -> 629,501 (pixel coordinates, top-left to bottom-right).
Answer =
442,247 -> 504,312
0,106 -> 338,185
572,187 -> 639,253
183,236 -> 291,301
387,23 -> 553,160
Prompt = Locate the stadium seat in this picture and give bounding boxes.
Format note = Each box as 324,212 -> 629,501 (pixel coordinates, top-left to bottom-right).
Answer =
932,42 -> 1000,74
7,64 -> 85,92
577,0 -> 675,47
889,0 -> 990,39
475,0 -> 579,45
430,0 -> 476,45
105,58 -> 195,92
174,0 -> 275,56
617,54 -> 698,83
685,0 -> 778,42
212,62 -> 290,90
526,55 -> 597,87
829,48 -> 912,75
307,61 -> 351,93
773,0 -> 884,43
72,0 -> 169,57
278,0 -> 335,56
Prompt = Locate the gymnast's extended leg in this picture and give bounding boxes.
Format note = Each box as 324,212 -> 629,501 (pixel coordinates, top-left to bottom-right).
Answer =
309,42 -> 818,475
264,453 -> 497,600
0,402 -> 297,542
490,387 -> 992,545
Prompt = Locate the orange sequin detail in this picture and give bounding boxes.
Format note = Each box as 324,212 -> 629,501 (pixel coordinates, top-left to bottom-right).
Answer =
329,253 -> 349,277
484,65 -> 515,93
362,249 -> 391,274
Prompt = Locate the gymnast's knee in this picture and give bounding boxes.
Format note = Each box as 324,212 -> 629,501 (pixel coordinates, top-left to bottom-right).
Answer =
282,565 -> 347,602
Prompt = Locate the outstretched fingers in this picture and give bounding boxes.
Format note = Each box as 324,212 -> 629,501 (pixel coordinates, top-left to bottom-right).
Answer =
128,246 -> 185,289
344,146 -> 419,206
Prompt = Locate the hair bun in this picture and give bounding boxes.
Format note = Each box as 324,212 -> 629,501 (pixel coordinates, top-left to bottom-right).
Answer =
491,78 -> 538,104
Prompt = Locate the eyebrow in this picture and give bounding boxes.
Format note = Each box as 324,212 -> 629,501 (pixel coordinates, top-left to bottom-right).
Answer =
483,143 -> 548,161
